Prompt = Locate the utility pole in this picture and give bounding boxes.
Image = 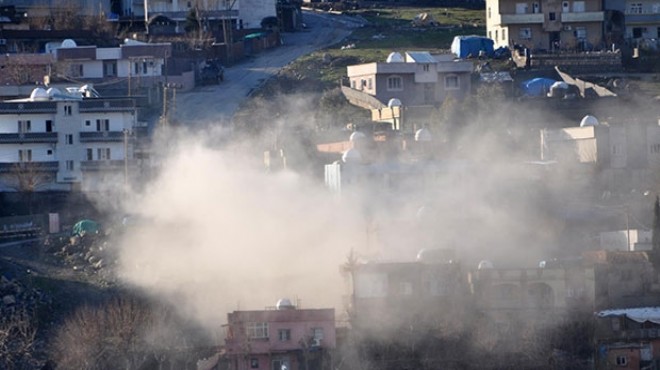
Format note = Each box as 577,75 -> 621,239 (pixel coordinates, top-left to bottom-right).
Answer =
222,0 -> 238,64
123,129 -> 129,190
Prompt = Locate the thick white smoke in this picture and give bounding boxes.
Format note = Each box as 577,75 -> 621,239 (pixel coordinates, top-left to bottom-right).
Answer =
116,134 -> 364,332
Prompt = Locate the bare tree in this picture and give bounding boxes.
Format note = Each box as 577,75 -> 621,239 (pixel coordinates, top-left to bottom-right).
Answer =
0,308 -> 38,369
51,297 -> 209,369
9,163 -> 53,215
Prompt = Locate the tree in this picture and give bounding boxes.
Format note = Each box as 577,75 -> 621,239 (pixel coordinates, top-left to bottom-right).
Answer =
51,296 -> 210,369
9,162 -> 53,215
652,196 -> 660,267
0,308 -> 38,369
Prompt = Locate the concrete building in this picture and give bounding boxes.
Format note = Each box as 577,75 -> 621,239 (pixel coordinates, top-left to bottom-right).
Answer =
486,0 -> 605,50
345,51 -> 473,108
223,299 -> 336,370
595,307 -> 660,369
346,250 -> 470,333
48,39 -> 187,89
540,115 -> 660,194
624,0 -> 660,42
0,86 -> 137,192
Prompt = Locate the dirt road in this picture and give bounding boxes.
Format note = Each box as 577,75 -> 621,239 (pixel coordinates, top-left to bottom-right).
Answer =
173,11 -> 364,127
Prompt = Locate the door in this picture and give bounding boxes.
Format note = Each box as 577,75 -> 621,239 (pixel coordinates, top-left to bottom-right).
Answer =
549,32 -> 561,50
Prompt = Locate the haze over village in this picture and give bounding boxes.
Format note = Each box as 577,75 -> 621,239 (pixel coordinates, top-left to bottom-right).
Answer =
0,0 -> 659,369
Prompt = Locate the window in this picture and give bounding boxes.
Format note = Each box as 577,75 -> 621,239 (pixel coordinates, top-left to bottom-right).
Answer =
351,80 -> 356,88
361,79 -> 367,89
97,148 -> 111,160
18,149 -> 32,162
272,359 -> 289,370
86,148 -> 93,160
65,134 -> 73,145
96,119 -> 110,132
502,28 -> 506,41
562,1 -> 570,12
64,105 -> 72,116
573,1 -> 585,12
445,75 -> 459,90
629,3 -> 642,14
422,64 -> 430,72
387,76 -> 402,91
278,329 -> 291,341
85,120 -> 91,127
515,3 -> 528,14
104,61 -> 117,77
532,2 -> 540,13
17,120 -> 31,133
632,27 -> 643,38
575,27 -> 587,39
520,28 -> 532,39
65,160 -> 74,171
611,318 -> 621,331
47,149 -> 53,155
495,30 -> 499,41
247,322 -> 268,339
489,31 -> 492,39
69,64 -> 83,77
488,7 -> 491,18
616,355 -> 627,366
250,358 -> 259,368
142,61 -> 148,74
549,12 -> 556,21
658,27 -> 660,39
134,62 -> 139,76
312,327 -> 324,340
46,120 -> 53,132
367,78 -> 372,90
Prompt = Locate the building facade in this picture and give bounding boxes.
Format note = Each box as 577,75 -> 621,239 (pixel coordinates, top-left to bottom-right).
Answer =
345,51 -> 473,108
223,300 -> 336,370
624,0 -> 660,42
486,0 -> 605,50
0,87 -> 137,192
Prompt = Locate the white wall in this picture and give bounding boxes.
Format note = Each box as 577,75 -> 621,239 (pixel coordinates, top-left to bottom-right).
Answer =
238,0 -> 277,29
0,144 -> 55,162
83,61 -> 104,79
0,114 -> 56,133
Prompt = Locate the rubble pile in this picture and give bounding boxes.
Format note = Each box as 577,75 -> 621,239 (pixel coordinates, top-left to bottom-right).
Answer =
0,273 -> 50,318
48,234 -> 118,285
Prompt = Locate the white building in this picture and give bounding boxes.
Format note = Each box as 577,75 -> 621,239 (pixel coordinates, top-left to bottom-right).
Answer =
0,86 -> 137,192
50,39 -> 171,83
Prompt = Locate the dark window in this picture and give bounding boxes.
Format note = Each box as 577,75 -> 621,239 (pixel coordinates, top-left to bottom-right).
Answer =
86,148 -> 93,160
250,358 -> 259,368
633,27 -> 643,38
549,12 -> 556,20
46,120 -> 53,132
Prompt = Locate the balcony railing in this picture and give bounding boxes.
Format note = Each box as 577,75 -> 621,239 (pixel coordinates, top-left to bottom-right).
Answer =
0,102 -> 57,114
561,11 -> 604,22
0,161 -> 59,173
625,13 -> 660,24
0,132 -> 58,143
501,13 -> 544,24
79,131 -> 125,142
80,160 -> 133,171
618,328 -> 660,340
78,99 -> 135,112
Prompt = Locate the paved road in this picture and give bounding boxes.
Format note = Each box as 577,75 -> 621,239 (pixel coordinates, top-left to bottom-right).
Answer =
173,11 -> 365,127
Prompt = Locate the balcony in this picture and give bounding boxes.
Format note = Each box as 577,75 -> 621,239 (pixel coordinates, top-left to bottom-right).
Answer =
561,11 -> 604,22
625,13 -> 660,24
80,160 -> 133,171
78,99 -> 135,113
501,13 -> 544,24
79,131 -> 125,143
0,132 -> 57,143
0,161 -> 59,173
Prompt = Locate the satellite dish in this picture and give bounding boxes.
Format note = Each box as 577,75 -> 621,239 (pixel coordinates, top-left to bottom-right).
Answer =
388,98 -> 402,108
61,39 -> 77,48
386,52 -> 404,63
342,148 -> 362,164
415,128 -> 432,142
580,115 -> 599,127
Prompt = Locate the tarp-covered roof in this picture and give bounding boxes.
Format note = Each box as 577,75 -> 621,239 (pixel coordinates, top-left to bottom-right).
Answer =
597,307 -> 660,324
521,77 -> 557,96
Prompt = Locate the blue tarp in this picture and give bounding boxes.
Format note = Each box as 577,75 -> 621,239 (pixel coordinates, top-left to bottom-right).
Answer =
451,35 -> 495,58
521,78 -> 557,96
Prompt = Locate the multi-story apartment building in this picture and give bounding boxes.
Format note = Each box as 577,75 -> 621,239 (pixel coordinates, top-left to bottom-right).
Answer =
624,0 -> 660,42
541,115 -> 660,193
0,86 -> 137,192
486,0 -> 605,50
50,39 -> 172,85
223,299 -> 336,370
345,51 -> 473,108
